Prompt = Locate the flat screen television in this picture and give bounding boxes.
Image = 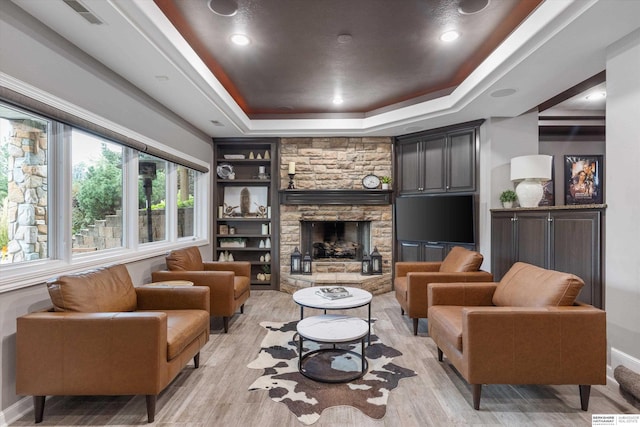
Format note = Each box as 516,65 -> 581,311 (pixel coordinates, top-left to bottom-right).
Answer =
395,194 -> 475,243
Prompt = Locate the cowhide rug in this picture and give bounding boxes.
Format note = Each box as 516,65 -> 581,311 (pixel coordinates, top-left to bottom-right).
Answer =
248,320 -> 416,425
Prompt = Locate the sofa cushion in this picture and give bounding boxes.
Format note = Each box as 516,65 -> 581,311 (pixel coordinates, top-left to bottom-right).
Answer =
166,246 -> 204,271
428,306 -> 464,351
439,246 -> 483,273
162,310 -> 210,360
47,264 -> 137,312
492,262 -> 584,307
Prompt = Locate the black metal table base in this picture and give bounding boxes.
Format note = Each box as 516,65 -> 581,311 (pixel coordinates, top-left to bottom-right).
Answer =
298,337 -> 368,383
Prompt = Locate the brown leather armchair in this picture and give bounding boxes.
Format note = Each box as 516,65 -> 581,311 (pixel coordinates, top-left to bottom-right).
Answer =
394,246 -> 493,335
16,264 -> 210,423
428,262 -> 606,410
151,246 -> 250,332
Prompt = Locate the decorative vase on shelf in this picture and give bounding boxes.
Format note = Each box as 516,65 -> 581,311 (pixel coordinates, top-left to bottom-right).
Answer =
381,183 -> 389,190
502,201 -> 513,208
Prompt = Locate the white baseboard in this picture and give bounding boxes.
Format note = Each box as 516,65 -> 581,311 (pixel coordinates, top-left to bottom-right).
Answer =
0,395 -> 35,426
608,347 -> 640,385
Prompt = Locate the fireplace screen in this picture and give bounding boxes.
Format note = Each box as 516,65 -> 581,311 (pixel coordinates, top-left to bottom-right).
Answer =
300,221 -> 371,261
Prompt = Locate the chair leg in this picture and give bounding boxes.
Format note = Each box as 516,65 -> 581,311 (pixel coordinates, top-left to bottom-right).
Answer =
437,347 -> 443,362
412,318 -> 419,335
193,352 -> 200,368
579,385 -> 591,411
33,395 -> 45,423
146,395 -> 157,423
472,384 -> 482,410
223,316 -> 229,333
240,304 -> 245,314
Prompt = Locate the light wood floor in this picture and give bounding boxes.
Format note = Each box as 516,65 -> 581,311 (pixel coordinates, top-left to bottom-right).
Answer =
12,290 -> 639,426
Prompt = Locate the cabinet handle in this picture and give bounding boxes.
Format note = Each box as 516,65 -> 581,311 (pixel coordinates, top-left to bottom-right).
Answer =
548,217 -> 553,222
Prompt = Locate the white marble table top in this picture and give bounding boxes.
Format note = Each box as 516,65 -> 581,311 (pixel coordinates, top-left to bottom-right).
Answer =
296,314 -> 369,343
292,286 -> 372,310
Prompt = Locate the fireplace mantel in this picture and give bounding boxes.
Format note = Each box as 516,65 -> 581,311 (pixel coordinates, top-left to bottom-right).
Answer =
279,189 -> 392,205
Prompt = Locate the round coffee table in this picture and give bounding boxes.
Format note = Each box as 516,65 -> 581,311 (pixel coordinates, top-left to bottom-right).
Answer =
292,286 -> 373,344
296,314 -> 369,383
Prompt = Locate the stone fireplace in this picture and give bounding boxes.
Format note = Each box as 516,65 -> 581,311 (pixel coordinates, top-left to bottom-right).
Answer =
278,137 -> 393,294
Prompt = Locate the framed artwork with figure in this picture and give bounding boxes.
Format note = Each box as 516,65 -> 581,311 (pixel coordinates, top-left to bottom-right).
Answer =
564,155 -> 603,205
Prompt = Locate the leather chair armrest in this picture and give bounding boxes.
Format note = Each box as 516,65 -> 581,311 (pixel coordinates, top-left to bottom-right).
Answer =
203,261 -> 251,277
16,312 -> 168,395
428,282 -> 497,307
136,286 -> 210,312
461,306 -> 607,385
407,271 -> 494,294
152,270 -> 235,288
395,261 -> 441,277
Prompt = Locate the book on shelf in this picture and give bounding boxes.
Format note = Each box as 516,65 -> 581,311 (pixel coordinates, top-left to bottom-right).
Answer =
315,286 -> 351,300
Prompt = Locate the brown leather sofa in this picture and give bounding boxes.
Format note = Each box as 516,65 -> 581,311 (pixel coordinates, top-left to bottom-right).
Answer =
151,246 -> 250,332
16,264 -> 210,423
428,262 -> 606,410
394,246 -> 494,335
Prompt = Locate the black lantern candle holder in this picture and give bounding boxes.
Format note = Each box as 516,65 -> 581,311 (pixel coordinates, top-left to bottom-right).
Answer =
287,173 -> 295,189
361,252 -> 372,275
290,246 -> 302,274
302,252 -> 312,275
371,246 -> 382,275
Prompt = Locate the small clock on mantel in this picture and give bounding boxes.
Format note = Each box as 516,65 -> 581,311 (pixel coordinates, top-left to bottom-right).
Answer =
362,174 -> 381,189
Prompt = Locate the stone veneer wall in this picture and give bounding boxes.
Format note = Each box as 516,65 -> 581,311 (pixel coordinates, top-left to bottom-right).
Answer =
279,137 -> 393,286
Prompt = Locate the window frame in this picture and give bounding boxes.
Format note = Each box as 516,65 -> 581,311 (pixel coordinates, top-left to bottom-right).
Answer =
0,99 -> 210,291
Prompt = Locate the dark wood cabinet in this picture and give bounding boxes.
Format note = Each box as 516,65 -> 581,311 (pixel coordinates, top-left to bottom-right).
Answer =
396,122 -> 480,195
398,241 -> 475,262
490,206 -> 604,308
213,138 -> 279,290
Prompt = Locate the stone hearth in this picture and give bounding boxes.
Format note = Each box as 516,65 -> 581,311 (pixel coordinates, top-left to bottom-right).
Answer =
281,272 -> 392,295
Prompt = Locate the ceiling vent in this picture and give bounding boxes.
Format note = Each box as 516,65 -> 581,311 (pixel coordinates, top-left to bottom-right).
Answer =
63,0 -> 103,25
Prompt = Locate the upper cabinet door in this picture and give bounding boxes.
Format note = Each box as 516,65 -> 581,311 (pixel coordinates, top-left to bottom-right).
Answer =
398,140 -> 422,193
447,129 -> 476,192
421,135 -> 446,193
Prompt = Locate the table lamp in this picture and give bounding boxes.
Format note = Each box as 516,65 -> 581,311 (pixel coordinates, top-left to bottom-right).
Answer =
510,155 -> 552,208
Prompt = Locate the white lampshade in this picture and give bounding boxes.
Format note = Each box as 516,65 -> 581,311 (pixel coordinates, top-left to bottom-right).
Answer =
510,155 -> 552,208
510,155 -> 552,181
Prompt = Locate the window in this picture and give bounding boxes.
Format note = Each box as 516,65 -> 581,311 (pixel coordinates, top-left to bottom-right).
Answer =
138,154 -> 167,244
177,166 -> 196,238
71,129 -> 123,253
0,105 -> 50,265
0,99 -> 209,286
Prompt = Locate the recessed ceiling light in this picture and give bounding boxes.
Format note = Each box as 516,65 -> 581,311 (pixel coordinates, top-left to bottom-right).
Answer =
332,97 -> 344,105
207,0 -> 238,17
458,0 -> 490,15
440,30 -> 460,42
586,91 -> 606,101
490,88 -> 517,97
230,33 -> 250,46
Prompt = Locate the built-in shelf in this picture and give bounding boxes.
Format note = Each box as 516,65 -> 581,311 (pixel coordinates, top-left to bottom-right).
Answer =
279,189 -> 393,205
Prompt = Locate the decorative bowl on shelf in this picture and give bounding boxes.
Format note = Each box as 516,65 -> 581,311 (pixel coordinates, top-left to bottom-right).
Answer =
217,163 -> 234,179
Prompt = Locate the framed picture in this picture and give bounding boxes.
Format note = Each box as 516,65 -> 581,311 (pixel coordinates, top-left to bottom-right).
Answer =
564,155 -> 603,205
223,186 -> 268,217
219,224 -> 229,235
539,157 -> 555,206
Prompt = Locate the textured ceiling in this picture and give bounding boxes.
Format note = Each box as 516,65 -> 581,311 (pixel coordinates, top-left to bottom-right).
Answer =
154,0 -> 542,118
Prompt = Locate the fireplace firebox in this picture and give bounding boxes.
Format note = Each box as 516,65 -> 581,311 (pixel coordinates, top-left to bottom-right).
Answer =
300,221 -> 371,261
